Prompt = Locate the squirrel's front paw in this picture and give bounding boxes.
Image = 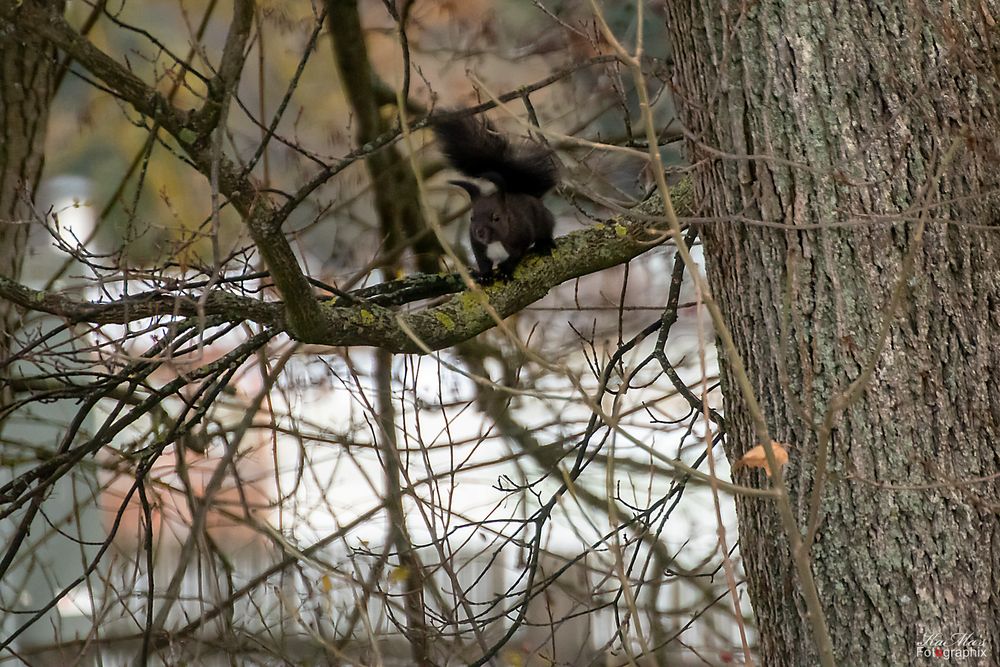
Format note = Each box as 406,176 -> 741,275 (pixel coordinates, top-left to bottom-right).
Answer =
494,261 -> 517,281
533,238 -> 555,256
474,269 -> 496,284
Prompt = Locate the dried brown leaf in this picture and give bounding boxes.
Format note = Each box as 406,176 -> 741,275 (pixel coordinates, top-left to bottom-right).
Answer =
732,441 -> 789,477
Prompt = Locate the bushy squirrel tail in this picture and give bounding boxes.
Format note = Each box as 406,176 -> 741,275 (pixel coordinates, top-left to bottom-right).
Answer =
432,114 -> 558,198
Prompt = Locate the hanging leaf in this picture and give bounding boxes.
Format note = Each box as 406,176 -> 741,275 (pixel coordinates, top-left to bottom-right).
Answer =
733,441 -> 789,477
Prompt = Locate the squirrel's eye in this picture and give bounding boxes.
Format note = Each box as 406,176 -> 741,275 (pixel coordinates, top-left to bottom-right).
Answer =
492,213 -> 500,222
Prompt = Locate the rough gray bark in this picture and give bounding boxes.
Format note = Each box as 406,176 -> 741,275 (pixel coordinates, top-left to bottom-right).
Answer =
0,0 -> 63,411
664,1 -> 1000,664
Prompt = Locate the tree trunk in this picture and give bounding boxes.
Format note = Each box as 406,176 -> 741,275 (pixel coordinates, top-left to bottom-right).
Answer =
665,2 -> 1000,664
0,0 -> 63,406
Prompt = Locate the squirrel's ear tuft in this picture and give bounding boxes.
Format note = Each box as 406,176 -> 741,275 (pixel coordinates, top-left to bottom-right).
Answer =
449,179 -> 481,199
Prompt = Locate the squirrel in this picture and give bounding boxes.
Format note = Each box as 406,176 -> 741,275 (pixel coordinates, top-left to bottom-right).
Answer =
432,113 -> 558,282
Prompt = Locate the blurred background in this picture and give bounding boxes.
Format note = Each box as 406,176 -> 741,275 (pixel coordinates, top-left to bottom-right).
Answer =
1,1 -> 752,665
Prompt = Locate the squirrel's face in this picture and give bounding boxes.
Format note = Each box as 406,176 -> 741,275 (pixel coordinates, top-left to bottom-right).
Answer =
470,194 -> 507,239
472,223 -> 494,245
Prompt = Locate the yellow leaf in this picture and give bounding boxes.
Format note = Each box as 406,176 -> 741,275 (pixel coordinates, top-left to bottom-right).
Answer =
389,566 -> 409,584
501,649 -> 525,667
733,441 -> 789,477
321,574 -> 333,592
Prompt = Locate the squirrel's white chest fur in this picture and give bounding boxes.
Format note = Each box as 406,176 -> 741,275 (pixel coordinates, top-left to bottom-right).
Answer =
485,242 -> 509,264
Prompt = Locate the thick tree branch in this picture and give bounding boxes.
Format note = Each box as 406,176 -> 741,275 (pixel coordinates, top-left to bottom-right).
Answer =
0,185 -> 692,351
336,186 -> 686,352
327,0 -> 441,274
193,0 -> 253,133
0,277 -> 283,326
0,0 -> 64,419
327,3 -> 435,661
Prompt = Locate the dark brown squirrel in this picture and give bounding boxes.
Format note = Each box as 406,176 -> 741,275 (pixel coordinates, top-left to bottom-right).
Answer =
432,113 -> 558,282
